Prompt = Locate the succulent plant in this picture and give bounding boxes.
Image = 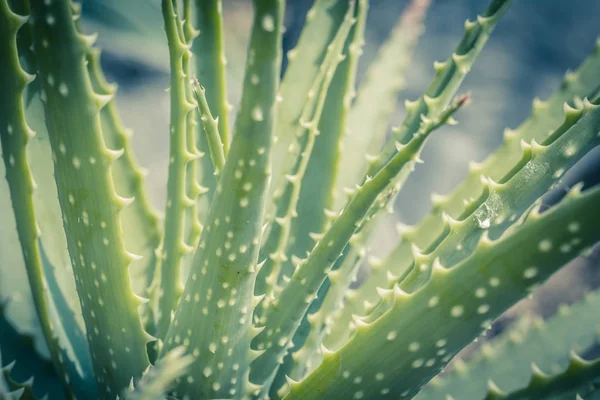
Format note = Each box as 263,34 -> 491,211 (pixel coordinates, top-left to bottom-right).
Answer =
1,0 -> 599,399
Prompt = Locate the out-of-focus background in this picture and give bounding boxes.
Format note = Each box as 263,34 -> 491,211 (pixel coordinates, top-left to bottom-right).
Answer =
82,0 -> 600,320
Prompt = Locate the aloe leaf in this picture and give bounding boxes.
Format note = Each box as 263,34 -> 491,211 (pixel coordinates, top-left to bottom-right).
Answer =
20,94 -> 96,394
251,94 -> 468,389
483,353 -> 600,400
0,300 -> 65,399
86,46 -> 162,298
0,180 -> 40,351
191,0 -> 229,152
334,0 -> 431,205
254,1 -> 357,319
266,0 -> 368,389
6,0 -> 38,107
159,1 -> 284,398
192,78 -> 226,176
153,0 -> 200,340
269,0 -> 350,196
284,183 -> 600,399
400,100 -> 600,285
328,41 -> 600,344
180,0 -> 206,331
71,0 -> 163,300
29,0 -> 153,395
365,0 -> 511,180
17,90 -> 86,339
419,290 -> 600,399
0,352 -> 12,398
311,3 -> 511,309
1,99 -> 94,397
341,98 -> 600,343
2,363 -> 39,400
0,2 -> 98,397
124,347 -> 193,400
189,0 -> 228,219
297,103 -> 466,378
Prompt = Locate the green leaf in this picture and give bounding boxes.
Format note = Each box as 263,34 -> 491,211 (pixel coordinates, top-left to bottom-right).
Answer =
285,184 -> 600,399
0,301 -> 65,399
419,290 -> 600,399
29,0 -> 152,395
334,0 -> 431,206
483,353 -> 600,400
251,93 -> 468,390
269,0 -> 351,197
328,39 -> 600,346
153,0 -> 201,340
160,1 -> 285,398
124,347 -> 193,400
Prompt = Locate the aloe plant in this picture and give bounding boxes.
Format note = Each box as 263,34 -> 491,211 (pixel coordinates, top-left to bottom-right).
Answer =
1,0 -> 599,399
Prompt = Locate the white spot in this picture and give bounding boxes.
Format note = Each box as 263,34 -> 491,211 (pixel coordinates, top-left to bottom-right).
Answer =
559,243 -> 571,253
262,14 -> 275,32
408,342 -> 420,352
450,305 -> 464,317
564,145 -> 577,157
59,83 -> 69,96
489,277 -> 500,287
538,239 -> 552,252
523,267 -> 538,279
386,331 -> 397,341
428,296 -> 439,308
477,304 -> 490,314
251,106 -> 264,121
412,358 -> 424,368
72,157 -> 81,169
553,168 -> 564,178
475,287 -> 487,298
568,222 -> 580,233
